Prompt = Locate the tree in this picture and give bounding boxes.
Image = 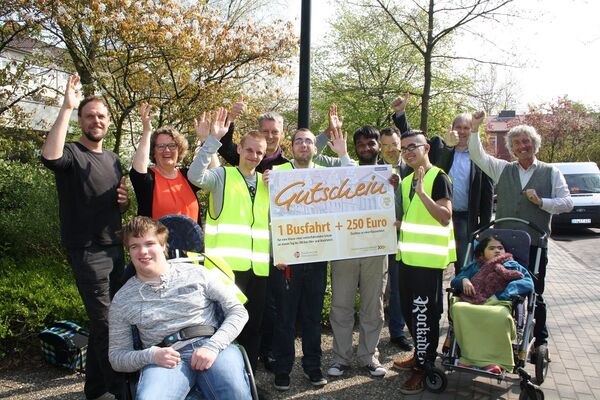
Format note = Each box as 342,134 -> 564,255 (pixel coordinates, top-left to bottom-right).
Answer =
370,0 -> 516,133
4,0 -> 297,154
468,64 -> 519,115
521,97 -> 600,164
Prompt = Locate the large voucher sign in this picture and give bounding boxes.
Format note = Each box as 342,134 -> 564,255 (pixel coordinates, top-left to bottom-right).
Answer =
269,165 -> 397,265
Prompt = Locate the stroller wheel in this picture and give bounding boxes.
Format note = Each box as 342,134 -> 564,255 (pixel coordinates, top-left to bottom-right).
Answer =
519,386 -> 545,400
535,345 -> 549,384
424,367 -> 447,393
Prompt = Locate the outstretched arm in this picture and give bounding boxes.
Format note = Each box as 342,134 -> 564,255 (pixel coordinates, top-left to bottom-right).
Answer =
42,74 -> 82,160
132,102 -> 153,173
468,111 -> 506,183
391,95 -> 410,134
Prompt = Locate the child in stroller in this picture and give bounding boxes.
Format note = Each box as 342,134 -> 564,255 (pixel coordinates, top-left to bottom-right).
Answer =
450,236 -> 534,372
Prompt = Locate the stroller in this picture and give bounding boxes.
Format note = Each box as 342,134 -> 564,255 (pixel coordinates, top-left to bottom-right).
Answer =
122,214 -> 258,400
428,217 -> 549,399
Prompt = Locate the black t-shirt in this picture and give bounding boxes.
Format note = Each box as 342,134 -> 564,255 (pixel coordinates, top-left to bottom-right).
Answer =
42,142 -> 123,248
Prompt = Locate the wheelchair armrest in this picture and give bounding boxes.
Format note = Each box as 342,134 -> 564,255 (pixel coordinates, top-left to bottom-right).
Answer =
446,287 -> 458,294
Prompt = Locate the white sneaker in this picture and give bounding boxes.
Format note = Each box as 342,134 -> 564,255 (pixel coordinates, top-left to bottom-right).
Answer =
365,362 -> 387,377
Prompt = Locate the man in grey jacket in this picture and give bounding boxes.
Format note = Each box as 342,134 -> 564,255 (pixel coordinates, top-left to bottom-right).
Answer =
108,216 -> 251,400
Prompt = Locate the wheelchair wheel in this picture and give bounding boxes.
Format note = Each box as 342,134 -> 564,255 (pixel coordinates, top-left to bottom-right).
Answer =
535,345 -> 549,385
424,367 -> 447,393
237,344 -> 258,400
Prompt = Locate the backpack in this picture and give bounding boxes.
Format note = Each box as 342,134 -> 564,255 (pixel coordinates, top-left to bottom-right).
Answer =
39,320 -> 89,372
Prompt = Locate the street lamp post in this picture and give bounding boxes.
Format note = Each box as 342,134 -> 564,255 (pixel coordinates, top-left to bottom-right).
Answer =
298,0 -> 311,129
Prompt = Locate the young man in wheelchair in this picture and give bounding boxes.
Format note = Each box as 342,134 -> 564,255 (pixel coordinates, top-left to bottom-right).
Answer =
108,216 -> 252,400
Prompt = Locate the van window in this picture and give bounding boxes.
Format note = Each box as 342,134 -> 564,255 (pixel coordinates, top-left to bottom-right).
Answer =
564,174 -> 600,194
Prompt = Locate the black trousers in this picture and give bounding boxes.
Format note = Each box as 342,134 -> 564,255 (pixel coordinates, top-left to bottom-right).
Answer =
234,270 -> 268,373
398,262 -> 443,368
67,243 -> 125,399
528,245 -> 549,346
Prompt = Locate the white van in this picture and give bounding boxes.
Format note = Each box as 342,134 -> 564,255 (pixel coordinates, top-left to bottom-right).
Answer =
551,162 -> 600,228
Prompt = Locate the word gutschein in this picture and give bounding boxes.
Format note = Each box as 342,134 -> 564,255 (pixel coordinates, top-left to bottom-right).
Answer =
274,175 -> 387,211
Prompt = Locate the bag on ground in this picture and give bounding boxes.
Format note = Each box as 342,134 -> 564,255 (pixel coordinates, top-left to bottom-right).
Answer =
39,320 -> 88,372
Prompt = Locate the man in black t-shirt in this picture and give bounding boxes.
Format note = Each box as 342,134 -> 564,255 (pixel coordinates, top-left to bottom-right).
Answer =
392,130 -> 454,395
41,74 -> 128,400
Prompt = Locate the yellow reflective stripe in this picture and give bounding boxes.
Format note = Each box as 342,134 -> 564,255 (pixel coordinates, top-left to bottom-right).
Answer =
207,248 -> 270,263
400,222 -> 451,236
204,223 -> 269,239
400,242 -> 455,255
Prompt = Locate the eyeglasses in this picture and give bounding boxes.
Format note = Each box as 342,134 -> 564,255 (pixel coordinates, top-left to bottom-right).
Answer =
293,138 -> 314,146
155,143 -> 177,151
400,144 -> 426,153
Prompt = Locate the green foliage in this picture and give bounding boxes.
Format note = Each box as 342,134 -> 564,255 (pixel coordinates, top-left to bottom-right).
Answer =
0,256 -> 86,358
0,159 -> 62,258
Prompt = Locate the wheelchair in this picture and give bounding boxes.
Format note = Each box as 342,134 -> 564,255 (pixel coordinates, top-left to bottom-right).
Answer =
120,214 -> 258,400
431,217 -> 548,399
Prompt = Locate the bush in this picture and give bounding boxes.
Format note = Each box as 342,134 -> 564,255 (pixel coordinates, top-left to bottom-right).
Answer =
0,160 -> 62,258
0,256 -> 86,359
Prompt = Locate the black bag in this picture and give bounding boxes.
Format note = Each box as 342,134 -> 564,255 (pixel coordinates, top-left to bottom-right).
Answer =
39,320 -> 89,372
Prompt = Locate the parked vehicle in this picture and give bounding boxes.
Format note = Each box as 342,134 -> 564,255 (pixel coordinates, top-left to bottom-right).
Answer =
551,162 -> 600,229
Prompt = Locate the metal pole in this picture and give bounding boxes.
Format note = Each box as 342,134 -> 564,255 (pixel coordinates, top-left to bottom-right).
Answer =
298,0 -> 311,129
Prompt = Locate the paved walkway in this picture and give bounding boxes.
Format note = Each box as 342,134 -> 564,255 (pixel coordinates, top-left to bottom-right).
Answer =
405,238 -> 600,399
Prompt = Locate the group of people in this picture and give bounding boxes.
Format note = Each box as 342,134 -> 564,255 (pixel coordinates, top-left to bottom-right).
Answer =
42,73 -> 572,399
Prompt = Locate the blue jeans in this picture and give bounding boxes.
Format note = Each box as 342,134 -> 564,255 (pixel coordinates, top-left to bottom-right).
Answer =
136,338 -> 251,400
452,211 -> 469,274
272,262 -> 327,374
387,254 -> 406,338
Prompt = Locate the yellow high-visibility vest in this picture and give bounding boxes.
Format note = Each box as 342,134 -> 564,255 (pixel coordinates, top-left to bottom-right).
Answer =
397,166 -> 456,269
205,167 -> 270,276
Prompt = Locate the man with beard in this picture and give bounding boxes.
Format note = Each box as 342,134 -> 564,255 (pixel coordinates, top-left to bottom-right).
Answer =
42,74 -> 128,400
327,126 -> 389,378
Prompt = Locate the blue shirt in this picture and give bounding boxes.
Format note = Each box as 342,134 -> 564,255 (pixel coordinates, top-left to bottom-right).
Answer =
449,149 -> 471,211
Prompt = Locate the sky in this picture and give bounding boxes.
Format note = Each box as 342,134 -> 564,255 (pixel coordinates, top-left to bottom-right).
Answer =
281,0 -> 600,112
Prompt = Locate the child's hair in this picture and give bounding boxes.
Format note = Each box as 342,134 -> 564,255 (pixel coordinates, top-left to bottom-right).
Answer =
122,216 -> 169,247
473,236 -> 505,259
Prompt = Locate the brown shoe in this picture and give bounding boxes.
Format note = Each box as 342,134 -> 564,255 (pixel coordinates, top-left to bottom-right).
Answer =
393,354 -> 416,370
399,368 -> 424,395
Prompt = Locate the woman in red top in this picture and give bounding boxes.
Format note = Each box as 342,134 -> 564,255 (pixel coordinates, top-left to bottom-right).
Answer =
130,103 -> 215,223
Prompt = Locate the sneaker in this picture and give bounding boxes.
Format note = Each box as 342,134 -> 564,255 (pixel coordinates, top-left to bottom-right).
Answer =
365,362 -> 387,377
399,368 -> 424,395
273,373 -> 290,391
390,336 -> 414,351
260,353 -> 276,373
327,362 -> 351,377
393,354 -> 416,370
303,369 -> 328,387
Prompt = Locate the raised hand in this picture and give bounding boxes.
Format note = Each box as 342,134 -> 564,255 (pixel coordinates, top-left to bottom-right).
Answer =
443,127 -> 459,147
62,74 -> 82,110
326,104 -> 343,137
391,95 -> 408,113
139,102 -> 153,133
414,166 -> 425,195
471,110 -> 486,131
228,95 -> 246,122
326,124 -> 348,156
210,107 -> 231,140
194,111 -> 211,142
